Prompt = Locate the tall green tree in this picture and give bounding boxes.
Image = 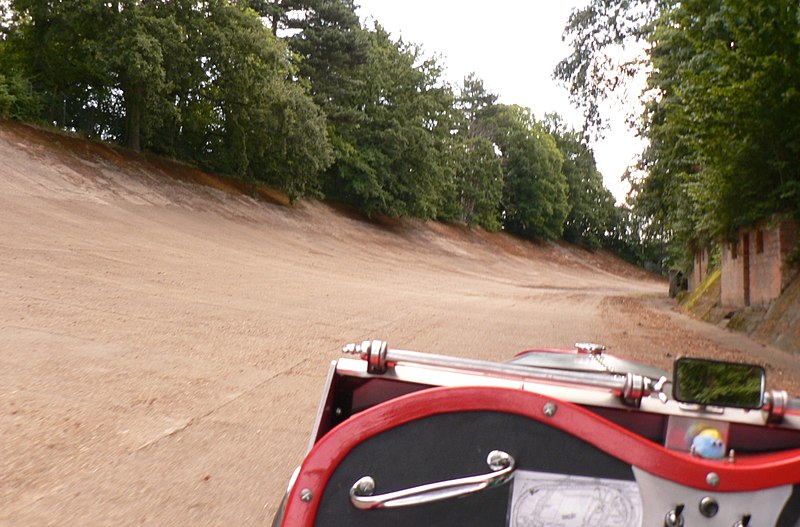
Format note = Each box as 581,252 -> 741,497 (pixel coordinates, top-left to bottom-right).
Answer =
457,73 -> 498,138
557,0 -> 800,269
332,25 -> 455,217
286,0 -> 370,128
1,0 -> 332,196
3,0 -> 114,133
439,74 -> 504,229
451,137 -> 503,229
490,105 -> 568,240
286,1 -> 457,217
545,114 -> 617,249
654,0 -> 800,236
170,0 -> 332,195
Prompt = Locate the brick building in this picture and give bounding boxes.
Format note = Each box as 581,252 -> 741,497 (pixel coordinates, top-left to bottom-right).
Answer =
689,245 -> 711,291
719,219 -> 798,308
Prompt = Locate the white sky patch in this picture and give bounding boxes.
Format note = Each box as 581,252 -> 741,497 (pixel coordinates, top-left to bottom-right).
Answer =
356,0 -> 646,204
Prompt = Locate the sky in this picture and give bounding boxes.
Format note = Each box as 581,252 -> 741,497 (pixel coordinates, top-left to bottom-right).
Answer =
355,0 -> 646,203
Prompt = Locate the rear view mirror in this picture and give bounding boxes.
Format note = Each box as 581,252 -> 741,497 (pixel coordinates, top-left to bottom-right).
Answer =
673,357 -> 765,409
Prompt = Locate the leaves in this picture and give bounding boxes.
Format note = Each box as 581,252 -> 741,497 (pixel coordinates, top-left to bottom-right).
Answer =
0,0 -> 626,250
561,0 -> 800,270
489,105 -> 568,240
545,114 -> 617,249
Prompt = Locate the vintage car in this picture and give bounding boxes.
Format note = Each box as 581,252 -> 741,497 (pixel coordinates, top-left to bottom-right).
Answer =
272,340 -> 800,526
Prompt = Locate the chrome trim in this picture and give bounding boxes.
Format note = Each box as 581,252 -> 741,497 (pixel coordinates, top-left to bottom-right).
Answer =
270,466 -> 300,527
575,342 -> 606,354
306,360 -> 338,452
664,503 -> 685,527
335,358 -> 790,428
343,341 -> 638,401
623,372 -> 645,406
764,390 -> 789,424
341,340 -> 800,423
349,450 -> 515,510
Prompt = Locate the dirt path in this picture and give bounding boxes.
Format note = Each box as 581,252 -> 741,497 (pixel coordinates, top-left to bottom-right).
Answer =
2,122 -> 799,526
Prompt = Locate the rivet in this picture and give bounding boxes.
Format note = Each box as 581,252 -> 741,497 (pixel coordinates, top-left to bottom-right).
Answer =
706,472 -> 720,487
300,488 -> 313,502
543,402 -> 557,417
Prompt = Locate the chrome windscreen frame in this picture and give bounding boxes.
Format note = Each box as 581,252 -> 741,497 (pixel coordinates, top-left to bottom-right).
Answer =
337,340 -> 800,430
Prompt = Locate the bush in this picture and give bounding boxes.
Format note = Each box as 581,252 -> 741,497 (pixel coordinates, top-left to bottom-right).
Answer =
0,72 -> 42,121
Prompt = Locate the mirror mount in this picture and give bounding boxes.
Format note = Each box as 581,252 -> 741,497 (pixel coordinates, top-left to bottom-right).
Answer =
764,390 -> 789,424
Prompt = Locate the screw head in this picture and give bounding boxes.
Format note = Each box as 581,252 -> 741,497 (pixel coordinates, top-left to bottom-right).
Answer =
706,472 -> 720,487
300,488 -> 313,502
486,450 -> 512,471
543,402 -> 557,417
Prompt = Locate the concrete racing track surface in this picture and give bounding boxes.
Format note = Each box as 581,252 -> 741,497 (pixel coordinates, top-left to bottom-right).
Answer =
2,122 -> 799,525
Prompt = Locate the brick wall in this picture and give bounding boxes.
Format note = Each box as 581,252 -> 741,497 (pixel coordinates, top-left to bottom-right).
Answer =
689,246 -> 710,291
720,220 -> 798,308
780,221 -> 799,288
749,226 -> 781,305
721,237 -> 745,307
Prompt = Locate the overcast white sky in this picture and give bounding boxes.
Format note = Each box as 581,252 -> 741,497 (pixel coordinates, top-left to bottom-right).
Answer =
355,0 -> 645,203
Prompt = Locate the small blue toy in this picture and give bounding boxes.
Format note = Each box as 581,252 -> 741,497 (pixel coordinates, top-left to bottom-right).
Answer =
689,427 -> 726,460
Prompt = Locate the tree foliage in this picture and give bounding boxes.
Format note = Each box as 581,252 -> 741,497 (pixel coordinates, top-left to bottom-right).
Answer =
450,137 -> 503,229
545,114 -> 617,249
0,0 -> 629,254
1,0 -> 332,197
554,0 -> 656,137
441,74 -> 503,230
289,10 -> 456,218
490,105 -> 568,240
558,0 -> 800,270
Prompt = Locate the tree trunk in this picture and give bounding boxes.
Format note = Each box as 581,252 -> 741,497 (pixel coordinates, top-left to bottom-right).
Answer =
126,84 -> 143,152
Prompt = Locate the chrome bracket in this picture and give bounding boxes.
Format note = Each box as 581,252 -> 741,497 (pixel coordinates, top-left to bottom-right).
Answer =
623,373 -> 645,407
764,390 -> 789,424
575,342 -> 606,355
343,340 -> 389,374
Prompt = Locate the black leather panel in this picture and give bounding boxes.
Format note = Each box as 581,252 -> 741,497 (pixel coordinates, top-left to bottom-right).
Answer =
314,410 -> 635,527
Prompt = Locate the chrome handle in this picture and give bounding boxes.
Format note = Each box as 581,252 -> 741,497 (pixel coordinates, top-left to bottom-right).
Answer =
349,450 -> 515,510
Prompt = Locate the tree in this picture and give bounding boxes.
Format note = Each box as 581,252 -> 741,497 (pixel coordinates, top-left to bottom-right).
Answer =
288,5 -> 457,218
287,0 -> 370,126
490,105 -> 568,240
452,137 -> 503,229
165,0 -> 332,195
1,0 -> 332,196
111,1 -> 178,151
436,73 -> 504,229
457,72 -> 498,138
545,114 -> 617,249
334,25 -> 455,217
244,0 -> 303,36
558,0 -> 800,270
554,0 -> 656,138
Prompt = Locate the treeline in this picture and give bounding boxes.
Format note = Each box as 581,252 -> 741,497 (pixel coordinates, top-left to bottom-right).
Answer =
0,0 -> 637,252
558,0 -> 800,270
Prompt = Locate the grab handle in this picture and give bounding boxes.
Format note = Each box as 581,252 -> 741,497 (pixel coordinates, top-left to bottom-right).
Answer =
349,450 -> 515,510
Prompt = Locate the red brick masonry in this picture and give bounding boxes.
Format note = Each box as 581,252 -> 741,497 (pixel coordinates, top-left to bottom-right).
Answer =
720,219 -> 798,308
